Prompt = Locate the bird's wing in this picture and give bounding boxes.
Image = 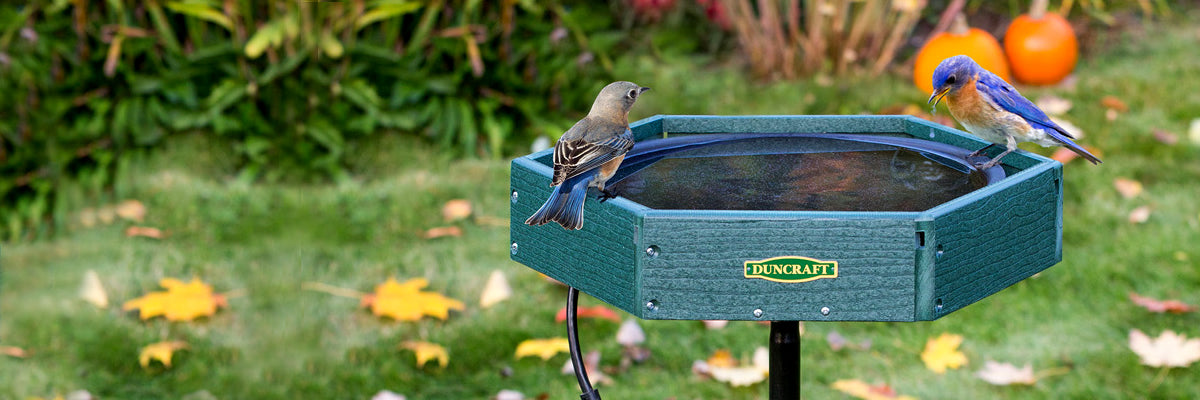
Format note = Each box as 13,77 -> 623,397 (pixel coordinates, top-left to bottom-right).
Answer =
976,74 -> 1077,140
551,123 -> 634,186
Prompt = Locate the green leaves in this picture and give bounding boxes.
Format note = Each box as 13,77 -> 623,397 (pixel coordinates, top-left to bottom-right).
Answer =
164,1 -> 233,31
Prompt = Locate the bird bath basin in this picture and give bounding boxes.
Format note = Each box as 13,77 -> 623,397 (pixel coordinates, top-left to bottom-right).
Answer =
509,115 -> 1065,397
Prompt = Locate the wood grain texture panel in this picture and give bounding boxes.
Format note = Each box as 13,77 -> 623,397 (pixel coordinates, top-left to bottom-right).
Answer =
638,216 -> 918,321
926,164 -> 1063,319
509,158 -> 644,314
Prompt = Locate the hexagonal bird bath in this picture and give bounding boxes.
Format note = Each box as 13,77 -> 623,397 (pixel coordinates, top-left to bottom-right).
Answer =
509,115 -> 1064,399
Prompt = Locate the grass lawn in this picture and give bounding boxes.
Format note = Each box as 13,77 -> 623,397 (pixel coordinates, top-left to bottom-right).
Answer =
3,17 -> 1200,400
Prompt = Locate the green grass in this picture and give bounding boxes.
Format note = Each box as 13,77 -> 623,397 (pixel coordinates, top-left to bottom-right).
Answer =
4,18 -> 1200,400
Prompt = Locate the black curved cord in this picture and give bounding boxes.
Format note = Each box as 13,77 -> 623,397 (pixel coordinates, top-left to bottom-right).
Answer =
566,287 -> 602,400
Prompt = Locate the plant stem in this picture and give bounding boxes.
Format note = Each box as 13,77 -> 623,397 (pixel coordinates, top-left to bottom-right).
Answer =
1031,0 -> 1050,18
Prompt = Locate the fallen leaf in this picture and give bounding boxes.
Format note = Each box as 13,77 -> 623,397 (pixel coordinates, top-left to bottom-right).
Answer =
370,390 -> 407,400
1113,178 -> 1144,199
975,360 -> 1036,385
706,349 -> 736,368
479,270 -> 512,308
1,345 -> 29,358
400,341 -> 449,368
1050,148 -> 1079,164
139,340 -> 188,368
1152,129 -> 1179,145
560,350 -> 613,385
495,390 -> 524,400
710,364 -> 768,387
702,320 -> 729,330
615,319 -> 645,346
828,331 -> 848,351
1049,117 -> 1085,139
442,199 -> 473,222
831,379 -> 918,400
1036,95 -> 1072,116
360,277 -> 465,321
424,226 -> 462,239
921,333 -> 968,374
125,226 -> 164,239
1105,109 -> 1119,121
1128,206 -> 1151,224
115,200 -> 146,222
122,277 -> 228,321
515,338 -> 570,361
65,390 -> 94,400
1129,329 -> 1200,368
1189,119 -> 1200,145
555,305 -> 621,323
80,269 -> 109,308
1129,293 -> 1197,313
1101,96 -> 1128,112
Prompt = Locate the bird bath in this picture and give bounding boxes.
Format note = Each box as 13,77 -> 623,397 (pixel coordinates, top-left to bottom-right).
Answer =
509,115 -> 1064,398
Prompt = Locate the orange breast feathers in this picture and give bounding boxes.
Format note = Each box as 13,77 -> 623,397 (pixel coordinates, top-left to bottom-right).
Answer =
945,75 -> 999,128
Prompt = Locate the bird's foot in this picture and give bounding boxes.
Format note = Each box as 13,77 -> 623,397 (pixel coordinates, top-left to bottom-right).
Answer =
598,189 -> 619,202
973,158 -> 1001,171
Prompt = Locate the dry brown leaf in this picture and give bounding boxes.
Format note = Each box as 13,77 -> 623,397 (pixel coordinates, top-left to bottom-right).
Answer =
115,200 -> 146,222
80,269 -> 109,308
702,320 -> 729,330
1113,178 -> 1144,199
1152,129 -> 1179,145
479,270 -> 512,309
921,333 -> 967,374
424,226 -> 462,239
441,199 -> 473,222
125,226 -> 164,239
1128,206 -> 1152,224
831,379 -> 917,400
1105,109 -> 1119,121
616,319 -> 645,346
555,305 -> 621,323
707,347 -> 769,387
1,345 -> 29,358
1100,96 -> 1128,112
1129,329 -> 1200,368
706,349 -> 736,368
495,390 -> 524,400
1129,293 -> 1197,313
828,331 -> 848,351
975,360 -> 1036,385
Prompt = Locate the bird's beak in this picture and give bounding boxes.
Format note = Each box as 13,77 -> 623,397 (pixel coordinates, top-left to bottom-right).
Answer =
928,86 -> 949,107
638,87 -> 651,94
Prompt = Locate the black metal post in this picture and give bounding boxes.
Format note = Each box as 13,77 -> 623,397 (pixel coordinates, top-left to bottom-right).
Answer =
769,321 -> 800,400
566,287 -> 602,400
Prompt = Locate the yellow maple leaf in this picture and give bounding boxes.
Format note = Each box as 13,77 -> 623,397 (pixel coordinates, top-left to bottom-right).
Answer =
123,277 -> 228,321
139,340 -> 188,368
360,277 -> 465,321
832,379 -> 918,400
515,338 -> 570,361
921,333 -> 968,374
400,341 -> 449,368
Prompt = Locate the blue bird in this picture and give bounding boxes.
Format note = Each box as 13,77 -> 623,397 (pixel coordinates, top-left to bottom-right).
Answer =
928,55 -> 1101,169
526,81 -> 650,230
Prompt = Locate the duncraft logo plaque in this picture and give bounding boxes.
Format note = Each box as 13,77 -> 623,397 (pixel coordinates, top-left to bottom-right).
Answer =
743,256 -> 839,283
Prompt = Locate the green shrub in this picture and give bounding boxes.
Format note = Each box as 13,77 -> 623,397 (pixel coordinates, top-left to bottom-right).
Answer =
0,0 -> 632,241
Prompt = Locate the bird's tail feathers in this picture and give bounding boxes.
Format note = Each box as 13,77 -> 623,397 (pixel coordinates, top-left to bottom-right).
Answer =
1046,129 -> 1102,165
524,177 -> 589,230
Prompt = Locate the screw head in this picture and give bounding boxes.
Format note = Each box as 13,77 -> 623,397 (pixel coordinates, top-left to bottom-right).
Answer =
645,300 -> 658,311
753,308 -> 763,318
820,307 -> 831,316
510,242 -> 519,255
645,245 -> 660,258
510,191 -> 519,203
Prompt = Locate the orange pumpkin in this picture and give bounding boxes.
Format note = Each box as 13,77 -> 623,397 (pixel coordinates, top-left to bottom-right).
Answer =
913,14 -> 1011,94
1004,0 -> 1078,85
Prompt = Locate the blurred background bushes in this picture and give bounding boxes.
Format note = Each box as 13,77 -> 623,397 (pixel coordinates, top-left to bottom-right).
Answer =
0,0 -> 1173,241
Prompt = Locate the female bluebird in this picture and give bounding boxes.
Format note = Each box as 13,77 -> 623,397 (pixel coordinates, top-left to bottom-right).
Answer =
928,55 -> 1101,169
525,81 -> 650,230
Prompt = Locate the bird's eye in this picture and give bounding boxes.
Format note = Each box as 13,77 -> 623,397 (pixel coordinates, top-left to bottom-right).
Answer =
946,75 -> 956,84
627,89 -> 638,99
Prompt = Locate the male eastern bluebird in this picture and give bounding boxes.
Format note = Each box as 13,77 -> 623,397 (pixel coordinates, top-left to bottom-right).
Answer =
525,81 -> 650,230
928,55 -> 1101,169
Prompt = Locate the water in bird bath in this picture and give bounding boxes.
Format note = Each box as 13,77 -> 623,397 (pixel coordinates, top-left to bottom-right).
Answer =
610,135 -> 987,212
